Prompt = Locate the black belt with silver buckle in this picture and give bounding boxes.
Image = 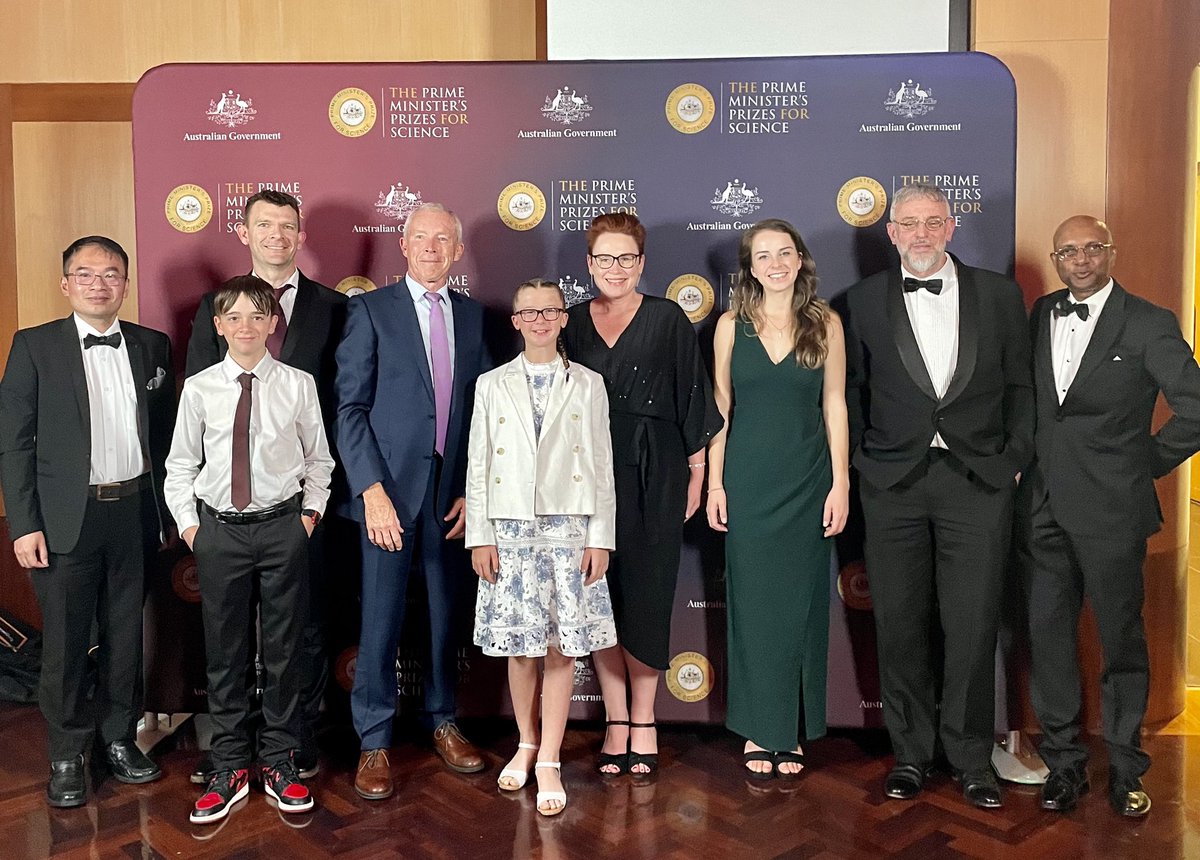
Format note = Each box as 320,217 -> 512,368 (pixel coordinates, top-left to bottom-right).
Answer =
88,473 -> 150,502
201,494 -> 302,525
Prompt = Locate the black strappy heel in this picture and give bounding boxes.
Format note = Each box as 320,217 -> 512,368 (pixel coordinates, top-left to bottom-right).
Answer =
597,720 -> 630,775
629,722 -> 658,776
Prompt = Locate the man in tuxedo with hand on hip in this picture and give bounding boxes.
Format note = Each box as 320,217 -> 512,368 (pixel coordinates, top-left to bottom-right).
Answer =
1020,215 -> 1200,818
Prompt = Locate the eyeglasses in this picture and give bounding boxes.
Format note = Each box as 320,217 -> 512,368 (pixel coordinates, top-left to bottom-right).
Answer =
891,217 -> 949,232
1051,242 -> 1113,262
588,253 -> 642,269
67,271 -> 127,286
513,307 -> 565,322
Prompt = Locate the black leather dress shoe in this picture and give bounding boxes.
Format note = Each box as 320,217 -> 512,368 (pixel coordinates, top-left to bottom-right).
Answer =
47,755 -> 86,808
1040,766 -> 1089,811
884,763 -> 925,799
959,769 -> 1003,809
104,740 -> 162,784
1109,778 -> 1151,817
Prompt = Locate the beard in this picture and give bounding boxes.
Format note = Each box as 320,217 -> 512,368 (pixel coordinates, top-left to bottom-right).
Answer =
901,246 -> 944,275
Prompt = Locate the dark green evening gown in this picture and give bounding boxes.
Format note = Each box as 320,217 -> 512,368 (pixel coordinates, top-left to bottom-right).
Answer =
724,321 -> 831,750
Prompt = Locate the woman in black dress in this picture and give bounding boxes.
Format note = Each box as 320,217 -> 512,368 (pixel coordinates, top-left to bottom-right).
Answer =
563,213 -> 721,774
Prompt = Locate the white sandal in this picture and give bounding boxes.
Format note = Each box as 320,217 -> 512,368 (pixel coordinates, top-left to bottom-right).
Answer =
535,761 -> 567,816
497,742 -> 539,791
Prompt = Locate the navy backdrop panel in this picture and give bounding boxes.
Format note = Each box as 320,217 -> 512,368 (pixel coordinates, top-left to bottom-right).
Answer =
133,54 -> 1016,727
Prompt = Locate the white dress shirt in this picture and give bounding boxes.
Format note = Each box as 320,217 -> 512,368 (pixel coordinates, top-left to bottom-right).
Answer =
405,274 -> 456,383
901,256 -> 959,447
164,351 -> 334,532
253,267 -> 300,323
1051,280 -> 1114,404
74,314 -> 147,483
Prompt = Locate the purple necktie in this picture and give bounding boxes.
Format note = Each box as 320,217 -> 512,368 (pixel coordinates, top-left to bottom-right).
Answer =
425,291 -> 452,456
266,285 -> 290,358
231,372 -> 254,511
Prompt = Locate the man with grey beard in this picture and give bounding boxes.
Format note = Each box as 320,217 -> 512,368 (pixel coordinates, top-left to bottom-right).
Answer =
843,184 -> 1033,810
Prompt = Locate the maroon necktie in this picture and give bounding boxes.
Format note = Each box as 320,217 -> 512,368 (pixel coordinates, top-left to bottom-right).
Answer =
267,285 -> 290,358
231,372 -> 254,510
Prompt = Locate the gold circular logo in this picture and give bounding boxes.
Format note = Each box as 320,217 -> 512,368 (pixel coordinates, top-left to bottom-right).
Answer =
666,651 -> 714,702
666,274 -> 715,323
329,87 -> 377,137
336,275 -> 377,297
164,184 -> 213,234
334,646 -> 358,692
837,559 -> 873,611
170,556 -> 202,603
497,181 -> 547,231
665,83 -> 716,134
836,177 -> 887,227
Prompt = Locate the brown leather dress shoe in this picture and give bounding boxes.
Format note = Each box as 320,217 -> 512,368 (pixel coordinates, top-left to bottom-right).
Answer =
354,749 -> 393,800
432,722 -> 485,773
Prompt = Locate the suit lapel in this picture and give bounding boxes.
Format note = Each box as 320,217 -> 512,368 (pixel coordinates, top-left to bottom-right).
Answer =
500,358 -> 538,450
395,285 -> 435,403
1035,290 -> 1061,405
940,260 -> 979,407
1064,282 -> 1127,403
885,270 -> 938,401
280,276 -> 315,364
123,327 -> 152,459
61,318 -> 91,439
539,361 -> 572,438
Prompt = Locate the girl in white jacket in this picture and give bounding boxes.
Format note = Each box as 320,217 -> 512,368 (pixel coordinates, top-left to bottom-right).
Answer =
466,278 -> 617,816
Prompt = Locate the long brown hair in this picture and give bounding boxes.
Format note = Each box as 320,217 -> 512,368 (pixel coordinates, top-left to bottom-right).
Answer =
513,278 -> 570,371
731,219 -> 828,368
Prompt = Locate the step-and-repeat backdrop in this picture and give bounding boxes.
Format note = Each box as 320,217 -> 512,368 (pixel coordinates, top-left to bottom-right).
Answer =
133,54 -> 1016,727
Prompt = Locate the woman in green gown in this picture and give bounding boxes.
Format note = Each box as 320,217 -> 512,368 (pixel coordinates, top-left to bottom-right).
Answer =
706,219 -> 849,777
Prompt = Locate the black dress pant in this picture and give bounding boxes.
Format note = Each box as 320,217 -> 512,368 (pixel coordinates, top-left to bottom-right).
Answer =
1017,469 -> 1151,780
859,449 -> 1015,773
193,505 -> 309,770
31,489 -> 153,761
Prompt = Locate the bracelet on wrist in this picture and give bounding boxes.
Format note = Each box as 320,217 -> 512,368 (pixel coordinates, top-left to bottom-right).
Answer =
688,463 -> 706,470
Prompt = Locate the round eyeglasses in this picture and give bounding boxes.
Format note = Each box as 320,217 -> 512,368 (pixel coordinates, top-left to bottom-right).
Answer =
513,307 -> 565,322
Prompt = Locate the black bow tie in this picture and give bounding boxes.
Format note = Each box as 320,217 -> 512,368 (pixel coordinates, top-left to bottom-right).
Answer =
83,332 -> 122,349
903,277 -> 943,295
1053,298 -> 1090,321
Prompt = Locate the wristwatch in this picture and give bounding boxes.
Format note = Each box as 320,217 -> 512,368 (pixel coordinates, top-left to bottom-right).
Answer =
302,509 -> 321,527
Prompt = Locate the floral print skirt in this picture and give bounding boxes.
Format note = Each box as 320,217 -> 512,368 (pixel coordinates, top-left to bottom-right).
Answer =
473,515 -> 617,658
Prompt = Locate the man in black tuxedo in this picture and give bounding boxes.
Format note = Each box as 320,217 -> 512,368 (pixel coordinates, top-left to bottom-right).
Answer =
844,184 -> 1034,809
1019,215 -> 1200,817
185,189 -> 347,780
0,236 -> 175,807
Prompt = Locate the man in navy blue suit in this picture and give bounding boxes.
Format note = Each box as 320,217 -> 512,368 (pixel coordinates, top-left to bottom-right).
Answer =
336,203 -> 489,800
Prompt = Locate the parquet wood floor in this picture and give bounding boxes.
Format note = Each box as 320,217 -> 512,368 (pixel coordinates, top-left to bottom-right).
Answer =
1,703 -> 1197,859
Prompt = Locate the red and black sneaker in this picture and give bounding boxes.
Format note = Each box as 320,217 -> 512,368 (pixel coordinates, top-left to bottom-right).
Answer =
190,768 -> 250,824
262,758 -> 314,814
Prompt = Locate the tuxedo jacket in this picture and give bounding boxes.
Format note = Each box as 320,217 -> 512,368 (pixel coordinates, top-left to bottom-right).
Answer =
1029,281 -> 1200,539
844,254 -> 1034,489
464,356 -> 616,550
0,317 -> 175,554
334,284 -> 488,525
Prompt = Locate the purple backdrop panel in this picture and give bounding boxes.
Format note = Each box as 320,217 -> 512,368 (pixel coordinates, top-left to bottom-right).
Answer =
133,54 -> 1016,727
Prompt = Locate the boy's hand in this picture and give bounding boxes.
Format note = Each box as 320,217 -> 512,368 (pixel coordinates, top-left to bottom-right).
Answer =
182,525 -> 198,550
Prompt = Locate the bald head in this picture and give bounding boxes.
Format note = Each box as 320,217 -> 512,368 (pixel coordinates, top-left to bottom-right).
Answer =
1051,215 -> 1116,300
1052,215 -> 1112,249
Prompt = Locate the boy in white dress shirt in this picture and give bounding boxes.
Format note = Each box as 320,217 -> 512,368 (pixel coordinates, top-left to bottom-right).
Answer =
165,276 -> 333,824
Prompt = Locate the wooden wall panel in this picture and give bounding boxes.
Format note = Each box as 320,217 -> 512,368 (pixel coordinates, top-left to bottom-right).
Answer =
12,123 -> 138,329
0,1 -> 540,83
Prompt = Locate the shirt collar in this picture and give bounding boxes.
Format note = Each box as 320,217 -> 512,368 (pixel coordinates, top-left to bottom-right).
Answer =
221,349 -> 275,382
73,313 -> 122,339
406,274 -> 450,304
1068,279 -> 1114,315
250,268 -> 301,291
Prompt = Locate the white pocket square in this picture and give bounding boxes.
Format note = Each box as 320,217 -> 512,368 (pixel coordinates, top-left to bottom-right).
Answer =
146,366 -> 167,390
1112,355 -> 1122,361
